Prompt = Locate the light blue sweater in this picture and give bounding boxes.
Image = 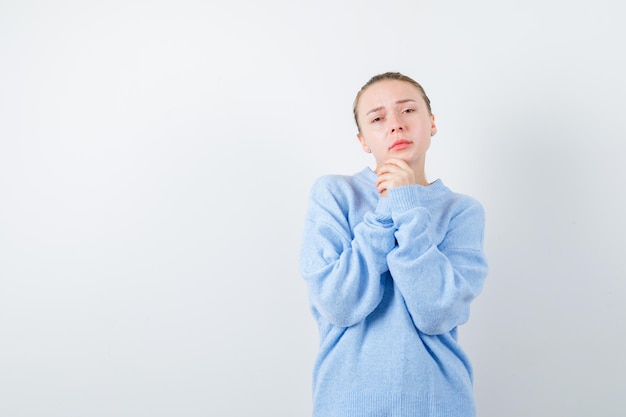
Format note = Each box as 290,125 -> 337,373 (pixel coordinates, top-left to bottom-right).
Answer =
299,167 -> 488,417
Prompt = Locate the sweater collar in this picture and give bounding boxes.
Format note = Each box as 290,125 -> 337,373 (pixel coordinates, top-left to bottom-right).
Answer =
358,166 -> 447,193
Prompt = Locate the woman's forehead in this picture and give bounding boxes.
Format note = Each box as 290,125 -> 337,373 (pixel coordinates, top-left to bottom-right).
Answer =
359,80 -> 424,108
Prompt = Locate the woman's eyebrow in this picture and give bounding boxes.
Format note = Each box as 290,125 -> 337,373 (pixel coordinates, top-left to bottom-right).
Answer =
366,106 -> 384,116
366,99 -> 417,116
396,98 -> 417,105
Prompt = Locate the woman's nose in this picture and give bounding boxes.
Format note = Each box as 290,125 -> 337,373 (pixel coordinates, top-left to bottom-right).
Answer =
389,114 -> 404,133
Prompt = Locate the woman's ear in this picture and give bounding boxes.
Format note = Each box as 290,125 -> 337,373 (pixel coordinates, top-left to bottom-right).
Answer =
357,133 -> 371,153
430,114 -> 437,137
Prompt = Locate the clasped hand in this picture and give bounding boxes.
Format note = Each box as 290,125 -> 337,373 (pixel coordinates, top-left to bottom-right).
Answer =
375,159 -> 416,197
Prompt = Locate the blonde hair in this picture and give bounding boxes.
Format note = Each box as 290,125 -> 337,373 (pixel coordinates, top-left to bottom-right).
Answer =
353,72 -> 432,132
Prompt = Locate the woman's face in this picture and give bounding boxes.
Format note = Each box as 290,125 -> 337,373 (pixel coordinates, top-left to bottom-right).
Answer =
356,79 -> 437,170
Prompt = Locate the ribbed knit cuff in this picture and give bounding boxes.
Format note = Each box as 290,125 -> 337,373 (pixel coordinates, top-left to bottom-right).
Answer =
387,185 -> 420,214
375,195 -> 393,216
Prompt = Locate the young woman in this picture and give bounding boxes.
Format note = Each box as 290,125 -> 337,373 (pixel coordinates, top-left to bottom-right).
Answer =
299,72 -> 488,417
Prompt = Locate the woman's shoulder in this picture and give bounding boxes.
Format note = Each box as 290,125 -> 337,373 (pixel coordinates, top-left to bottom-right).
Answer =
310,168 -> 373,196
430,180 -> 485,214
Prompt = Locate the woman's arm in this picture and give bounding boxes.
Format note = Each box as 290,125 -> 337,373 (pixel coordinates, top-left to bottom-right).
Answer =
385,186 -> 488,335
299,176 -> 396,328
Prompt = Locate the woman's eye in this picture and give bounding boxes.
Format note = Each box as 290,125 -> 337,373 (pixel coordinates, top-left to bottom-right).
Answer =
403,108 -> 415,113
371,117 -> 381,123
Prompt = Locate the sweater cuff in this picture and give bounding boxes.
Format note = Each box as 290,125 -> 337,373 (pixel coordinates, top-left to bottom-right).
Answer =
375,195 -> 393,216
387,185 -> 420,213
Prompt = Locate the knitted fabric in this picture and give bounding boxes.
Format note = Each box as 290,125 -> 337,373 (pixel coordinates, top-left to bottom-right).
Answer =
300,167 -> 488,417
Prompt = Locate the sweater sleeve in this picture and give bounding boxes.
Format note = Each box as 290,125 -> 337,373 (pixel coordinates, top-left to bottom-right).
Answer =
385,185 -> 488,335
299,176 -> 396,328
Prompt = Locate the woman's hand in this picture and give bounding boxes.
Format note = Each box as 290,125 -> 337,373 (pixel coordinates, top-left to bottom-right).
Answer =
375,159 -> 416,197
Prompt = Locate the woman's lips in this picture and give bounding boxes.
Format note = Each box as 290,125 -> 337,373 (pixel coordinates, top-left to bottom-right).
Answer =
390,139 -> 411,151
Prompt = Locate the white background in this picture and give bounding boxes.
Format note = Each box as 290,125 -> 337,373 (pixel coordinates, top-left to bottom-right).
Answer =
1,1 -> 625,416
